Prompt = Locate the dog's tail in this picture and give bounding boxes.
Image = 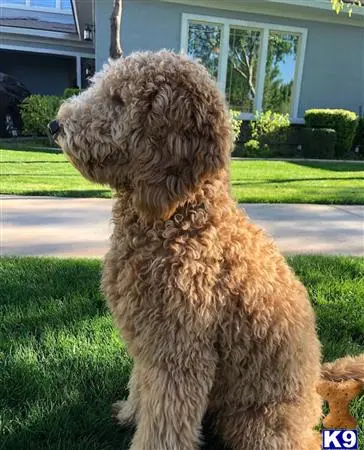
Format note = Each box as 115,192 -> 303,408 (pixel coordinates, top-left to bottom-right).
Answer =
321,354 -> 364,384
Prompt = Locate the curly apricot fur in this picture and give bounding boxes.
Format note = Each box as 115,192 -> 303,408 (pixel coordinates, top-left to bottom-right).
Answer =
56,51 -> 363,450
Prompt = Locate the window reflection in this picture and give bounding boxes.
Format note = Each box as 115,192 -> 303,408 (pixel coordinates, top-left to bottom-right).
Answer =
187,22 -> 222,79
263,32 -> 299,114
226,27 -> 261,113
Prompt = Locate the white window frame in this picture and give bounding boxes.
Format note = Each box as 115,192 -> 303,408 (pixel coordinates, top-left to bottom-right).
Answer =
180,13 -> 308,121
1,0 -> 72,14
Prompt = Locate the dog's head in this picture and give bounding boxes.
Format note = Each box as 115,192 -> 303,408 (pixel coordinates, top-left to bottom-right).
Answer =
54,51 -> 232,220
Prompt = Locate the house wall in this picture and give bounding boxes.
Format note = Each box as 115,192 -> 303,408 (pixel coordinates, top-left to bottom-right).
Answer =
0,2 -> 94,95
95,0 -> 364,117
0,49 -> 76,95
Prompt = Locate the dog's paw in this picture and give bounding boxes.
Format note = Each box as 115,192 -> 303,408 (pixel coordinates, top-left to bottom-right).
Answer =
112,400 -> 137,427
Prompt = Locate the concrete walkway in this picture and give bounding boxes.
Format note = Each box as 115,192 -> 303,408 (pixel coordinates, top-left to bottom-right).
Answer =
1,196 -> 363,257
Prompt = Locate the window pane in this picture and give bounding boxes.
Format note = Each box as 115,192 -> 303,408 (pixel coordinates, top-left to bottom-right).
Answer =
226,27 -> 261,114
61,0 -> 71,9
263,32 -> 299,114
1,0 -> 26,4
31,0 -> 56,7
187,22 -> 222,79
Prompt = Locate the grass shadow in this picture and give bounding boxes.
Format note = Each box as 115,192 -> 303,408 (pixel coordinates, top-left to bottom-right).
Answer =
1,357 -> 133,450
3,190 -> 111,198
0,257 -> 103,305
2,161 -> 68,164
288,161 -> 364,172
0,258 -> 107,345
1,145 -> 62,154
231,176 -> 364,186
2,174 -> 80,177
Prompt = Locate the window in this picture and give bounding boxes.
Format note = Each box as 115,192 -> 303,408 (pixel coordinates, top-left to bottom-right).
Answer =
60,0 -> 70,10
263,32 -> 299,114
1,0 -> 72,12
0,0 -> 26,3
226,27 -> 261,113
187,22 -> 222,79
1,0 -> 25,4
181,14 -> 307,119
31,0 -> 56,7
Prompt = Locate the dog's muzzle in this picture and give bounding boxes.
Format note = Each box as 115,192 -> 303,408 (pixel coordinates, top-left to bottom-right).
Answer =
48,120 -> 61,137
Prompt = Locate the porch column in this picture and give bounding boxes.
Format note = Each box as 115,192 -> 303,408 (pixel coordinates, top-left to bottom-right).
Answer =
76,55 -> 81,88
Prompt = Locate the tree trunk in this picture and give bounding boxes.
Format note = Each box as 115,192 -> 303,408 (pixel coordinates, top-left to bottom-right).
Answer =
110,0 -> 122,59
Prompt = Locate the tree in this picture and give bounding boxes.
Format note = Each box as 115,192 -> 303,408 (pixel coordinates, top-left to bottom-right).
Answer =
110,0 -> 122,59
331,0 -> 362,16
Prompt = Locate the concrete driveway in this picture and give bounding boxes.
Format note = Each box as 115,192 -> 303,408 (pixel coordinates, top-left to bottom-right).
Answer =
1,196 -> 363,257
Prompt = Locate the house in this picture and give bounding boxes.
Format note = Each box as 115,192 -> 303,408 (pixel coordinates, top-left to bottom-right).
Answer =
0,0 -> 95,95
94,0 -> 364,122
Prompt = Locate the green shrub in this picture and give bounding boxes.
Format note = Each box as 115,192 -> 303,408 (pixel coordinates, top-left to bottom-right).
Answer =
353,117 -> 364,157
244,139 -> 260,154
240,111 -> 290,158
244,139 -> 271,158
20,95 -> 62,136
230,110 -> 243,142
270,126 -> 305,158
20,88 -> 83,136
251,110 -> 290,142
63,88 -> 81,99
231,143 -> 244,157
269,143 -> 301,158
355,117 -> 364,144
301,128 -> 337,159
304,109 -> 358,157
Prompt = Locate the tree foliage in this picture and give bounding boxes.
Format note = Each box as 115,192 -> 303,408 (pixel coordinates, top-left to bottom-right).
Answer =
331,0 -> 362,16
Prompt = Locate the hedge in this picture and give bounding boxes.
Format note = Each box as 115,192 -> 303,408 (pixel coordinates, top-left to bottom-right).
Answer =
354,117 -> 364,156
251,110 -> 290,143
301,128 -> 337,159
230,110 -> 243,142
63,88 -> 82,99
232,125 -> 338,159
20,88 -> 82,136
304,109 -> 358,157
20,95 -> 62,136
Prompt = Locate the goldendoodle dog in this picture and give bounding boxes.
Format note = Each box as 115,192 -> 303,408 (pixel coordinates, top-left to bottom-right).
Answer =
52,51 -> 363,450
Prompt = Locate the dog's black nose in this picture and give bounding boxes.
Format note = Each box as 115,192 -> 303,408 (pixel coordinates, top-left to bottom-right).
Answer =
48,120 -> 60,136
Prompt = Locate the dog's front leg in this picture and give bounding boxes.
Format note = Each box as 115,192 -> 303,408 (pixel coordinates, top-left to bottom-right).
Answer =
113,363 -> 141,427
129,355 -> 216,450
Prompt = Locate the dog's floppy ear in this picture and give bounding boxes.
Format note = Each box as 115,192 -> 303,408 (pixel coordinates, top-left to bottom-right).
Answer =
131,83 -> 230,221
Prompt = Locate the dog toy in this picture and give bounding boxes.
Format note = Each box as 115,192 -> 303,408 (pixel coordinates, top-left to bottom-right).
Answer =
317,379 -> 362,429
318,355 -> 364,429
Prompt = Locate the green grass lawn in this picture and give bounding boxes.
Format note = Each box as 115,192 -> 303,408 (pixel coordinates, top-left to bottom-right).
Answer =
1,146 -> 363,204
0,256 -> 363,449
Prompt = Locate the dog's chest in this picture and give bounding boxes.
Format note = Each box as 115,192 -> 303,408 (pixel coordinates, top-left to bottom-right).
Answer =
102,223 -> 223,340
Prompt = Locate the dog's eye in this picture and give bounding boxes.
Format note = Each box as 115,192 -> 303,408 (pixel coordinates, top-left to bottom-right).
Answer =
111,94 -> 125,107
